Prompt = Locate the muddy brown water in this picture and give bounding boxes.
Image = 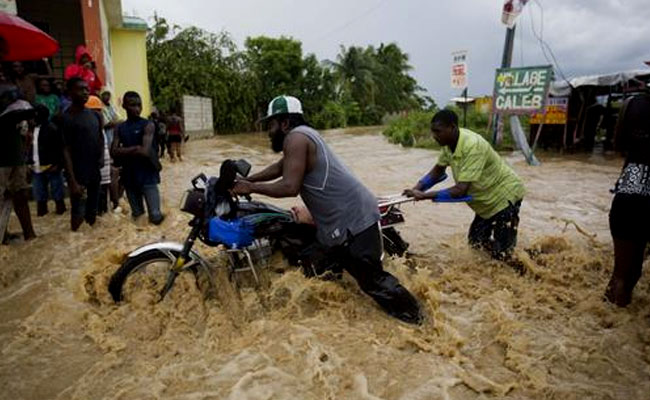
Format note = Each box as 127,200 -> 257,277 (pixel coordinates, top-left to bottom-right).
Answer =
1,127 -> 648,399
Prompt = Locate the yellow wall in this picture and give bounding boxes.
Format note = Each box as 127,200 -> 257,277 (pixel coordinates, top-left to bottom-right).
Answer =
109,28 -> 151,118
474,96 -> 493,114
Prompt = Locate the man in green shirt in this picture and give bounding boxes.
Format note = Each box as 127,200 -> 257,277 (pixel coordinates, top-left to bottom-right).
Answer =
404,109 -> 525,261
35,78 -> 60,120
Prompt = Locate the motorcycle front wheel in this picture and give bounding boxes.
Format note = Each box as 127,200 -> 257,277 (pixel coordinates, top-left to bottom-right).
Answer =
108,249 -> 217,303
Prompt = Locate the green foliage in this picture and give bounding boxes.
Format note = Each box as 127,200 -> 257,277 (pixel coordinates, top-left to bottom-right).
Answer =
330,44 -> 424,126
383,111 -> 438,149
445,105 -> 517,150
146,15 -> 257,133
300,54 -> 337,126
146,15 -> 428,133
420,95 -> 438,112
445,105 -> 491,135
373,43 -> 421,113
384,106 -> 518,151
311,101 -> 347,130
244,36 -> 304,120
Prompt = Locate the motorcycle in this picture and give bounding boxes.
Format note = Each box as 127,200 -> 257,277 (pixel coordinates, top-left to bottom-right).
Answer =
108,159 -> 414,303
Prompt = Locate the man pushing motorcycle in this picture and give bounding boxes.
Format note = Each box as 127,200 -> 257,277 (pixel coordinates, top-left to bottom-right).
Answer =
232,95 -> 423,324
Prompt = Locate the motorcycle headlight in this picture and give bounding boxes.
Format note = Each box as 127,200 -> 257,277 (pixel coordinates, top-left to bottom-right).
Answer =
180,189 -> 205,217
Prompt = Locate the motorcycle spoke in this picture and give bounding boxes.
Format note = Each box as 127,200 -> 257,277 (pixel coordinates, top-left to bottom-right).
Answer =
122,258 -> 175,301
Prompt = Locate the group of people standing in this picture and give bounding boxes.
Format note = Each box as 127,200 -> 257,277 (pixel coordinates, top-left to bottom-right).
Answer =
0,45 -> 179,244
149,110 -> 186,162
60,78 -> 165,231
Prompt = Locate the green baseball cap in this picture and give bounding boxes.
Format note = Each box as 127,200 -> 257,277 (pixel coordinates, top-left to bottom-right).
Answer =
261,95 -> 303,122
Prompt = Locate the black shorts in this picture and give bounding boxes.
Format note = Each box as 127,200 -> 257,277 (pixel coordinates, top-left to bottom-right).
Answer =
468,200 -> 522,260
609,194 -> 650,242
168,135 -> 182,143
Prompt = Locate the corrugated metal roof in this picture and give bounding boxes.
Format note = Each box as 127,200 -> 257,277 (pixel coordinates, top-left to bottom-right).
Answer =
550,69 -> 650,96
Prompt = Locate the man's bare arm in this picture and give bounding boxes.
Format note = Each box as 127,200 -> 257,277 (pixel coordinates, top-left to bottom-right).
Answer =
247,159 -> 283,182
140,122 -> 154,156
409,181 -> 471,201
233,134 -> 308,198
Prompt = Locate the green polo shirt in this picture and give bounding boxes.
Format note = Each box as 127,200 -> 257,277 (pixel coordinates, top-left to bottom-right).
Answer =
437,128 -> 525,219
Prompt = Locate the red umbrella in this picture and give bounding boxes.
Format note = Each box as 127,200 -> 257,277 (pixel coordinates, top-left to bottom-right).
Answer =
0,11 -> 59,61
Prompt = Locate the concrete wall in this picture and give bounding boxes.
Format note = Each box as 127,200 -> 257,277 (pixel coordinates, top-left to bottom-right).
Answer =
99,0 -> 114,90
109,28 -> 151,118
182,95 -> 214,138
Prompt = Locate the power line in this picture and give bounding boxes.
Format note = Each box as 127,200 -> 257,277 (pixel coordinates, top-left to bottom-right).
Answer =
519,8 -> 525,66
529,0 -> 572,87
311,0 -> 389,43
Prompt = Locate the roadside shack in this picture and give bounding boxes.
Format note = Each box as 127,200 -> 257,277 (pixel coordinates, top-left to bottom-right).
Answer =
530,69 -> 650,151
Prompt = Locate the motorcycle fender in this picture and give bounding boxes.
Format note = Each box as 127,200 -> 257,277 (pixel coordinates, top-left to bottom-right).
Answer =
127,242 -> 210,266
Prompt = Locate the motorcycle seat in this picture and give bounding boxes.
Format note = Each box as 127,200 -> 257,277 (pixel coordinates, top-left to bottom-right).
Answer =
237,200 -> 291,216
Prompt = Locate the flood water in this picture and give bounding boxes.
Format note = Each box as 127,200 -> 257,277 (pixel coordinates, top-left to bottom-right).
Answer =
1,127 -> 648,399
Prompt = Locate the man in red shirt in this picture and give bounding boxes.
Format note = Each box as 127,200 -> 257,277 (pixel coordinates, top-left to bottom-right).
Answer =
64,45 -> 102,95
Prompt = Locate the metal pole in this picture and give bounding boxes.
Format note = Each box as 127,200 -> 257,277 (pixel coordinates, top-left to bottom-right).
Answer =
463,87 -> 468,127
492,25 -> 517,145
501,26 -> 516,69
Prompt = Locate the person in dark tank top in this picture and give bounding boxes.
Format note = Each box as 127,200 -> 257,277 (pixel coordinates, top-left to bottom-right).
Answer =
232,95 -> 422,324
110,91 -> 164,225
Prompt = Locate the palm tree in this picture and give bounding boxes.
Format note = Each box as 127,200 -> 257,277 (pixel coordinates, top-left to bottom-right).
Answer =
328,45 -> 378,108
375,43 -> 419,113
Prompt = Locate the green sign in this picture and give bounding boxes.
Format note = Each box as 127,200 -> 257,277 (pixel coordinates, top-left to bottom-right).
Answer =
492,65 -> 553,114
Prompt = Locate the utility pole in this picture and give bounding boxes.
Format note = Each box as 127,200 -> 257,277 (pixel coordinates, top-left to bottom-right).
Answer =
492,25 -> 516,145
462,87 -> 468,127
501,25 -> 516,69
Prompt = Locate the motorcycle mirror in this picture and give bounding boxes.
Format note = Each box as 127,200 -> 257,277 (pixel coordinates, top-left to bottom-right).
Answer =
191,173 -> 208,190
235,159 -> 251,177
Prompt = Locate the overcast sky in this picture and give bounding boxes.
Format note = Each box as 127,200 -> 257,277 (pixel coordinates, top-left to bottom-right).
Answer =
122,0 -> 650,106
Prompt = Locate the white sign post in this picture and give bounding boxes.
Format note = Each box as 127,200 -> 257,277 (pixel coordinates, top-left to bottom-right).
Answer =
451,50 -> 469,126
451,50 -> 468,90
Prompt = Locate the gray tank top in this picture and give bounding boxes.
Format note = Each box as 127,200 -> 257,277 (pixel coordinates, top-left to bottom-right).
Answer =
293,126 -> 379,246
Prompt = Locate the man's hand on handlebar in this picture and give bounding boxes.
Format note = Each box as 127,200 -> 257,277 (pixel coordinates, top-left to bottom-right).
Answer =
402,188 -> 429,201
232,179 -> 253,196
